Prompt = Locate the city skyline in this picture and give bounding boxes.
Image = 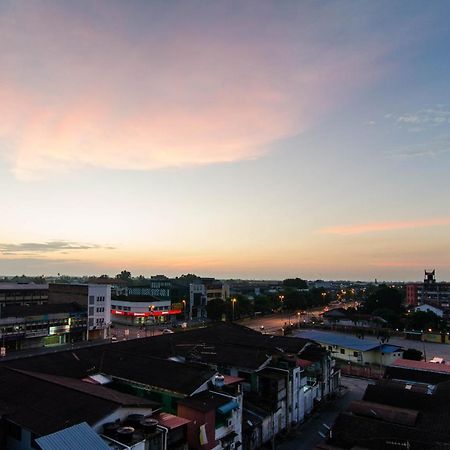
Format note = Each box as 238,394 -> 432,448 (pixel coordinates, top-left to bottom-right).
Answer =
1,1 -> 450,280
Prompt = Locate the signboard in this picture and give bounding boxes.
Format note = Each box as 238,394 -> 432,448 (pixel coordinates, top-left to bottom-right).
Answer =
127,282 -> 171,300
49,325 -> 70,335
111,309 -> 182,317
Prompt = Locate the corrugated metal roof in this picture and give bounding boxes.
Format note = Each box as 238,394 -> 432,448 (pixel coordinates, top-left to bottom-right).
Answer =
35,422 -> 110,450
380,344 -> 402,353
297,330 -> 401,352
392,358 -> 450,373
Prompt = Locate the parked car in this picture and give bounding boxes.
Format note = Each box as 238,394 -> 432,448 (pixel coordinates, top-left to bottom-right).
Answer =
162,329 -> 174,334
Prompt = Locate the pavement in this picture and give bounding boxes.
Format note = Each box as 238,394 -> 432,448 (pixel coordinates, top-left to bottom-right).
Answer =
277,376 -> 372,450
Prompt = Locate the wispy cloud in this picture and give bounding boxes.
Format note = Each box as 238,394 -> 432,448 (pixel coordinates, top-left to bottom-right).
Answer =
0,241 -> 114,256
385,106 -> 450,132
319,217 -> 450,235
0,2 -> 398,180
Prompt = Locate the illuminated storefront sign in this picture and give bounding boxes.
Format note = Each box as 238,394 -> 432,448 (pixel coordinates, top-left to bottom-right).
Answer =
49,325 -> 70,335
111,309 -> 181,317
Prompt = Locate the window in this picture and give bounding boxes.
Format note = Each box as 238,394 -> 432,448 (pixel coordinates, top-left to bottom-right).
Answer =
353,351 -> 359,358
89,295 -> 95,305
89,307 -> 94,316
340,348 -> 345,354
89,318 -> 94,327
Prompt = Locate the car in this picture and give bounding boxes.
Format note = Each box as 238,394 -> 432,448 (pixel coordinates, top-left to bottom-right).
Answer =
162,329 -> 174,334
111,335 -> 118,342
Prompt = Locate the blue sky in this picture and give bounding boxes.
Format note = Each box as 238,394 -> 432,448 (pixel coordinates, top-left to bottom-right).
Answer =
0,1 -> 450,280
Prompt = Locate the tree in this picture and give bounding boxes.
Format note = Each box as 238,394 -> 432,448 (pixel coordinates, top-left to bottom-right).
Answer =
254,295 -> 275,314
364,286 -> 404,315
283,278 -> 308,289
403,348 -> 423,361
177,274 -> 202,285
284,290 -> 309,311
405,311 -> 443,332
116,270 -> 132,281
205,298 -> 226,321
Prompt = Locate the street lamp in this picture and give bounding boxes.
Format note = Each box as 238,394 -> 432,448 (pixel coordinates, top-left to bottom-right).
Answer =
297,311 -> 301,328
231,298 -> 237,321
182,300 -> 186,320
148,305 -> 155,336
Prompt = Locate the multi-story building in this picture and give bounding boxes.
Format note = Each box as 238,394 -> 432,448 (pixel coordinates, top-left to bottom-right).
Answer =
0,283 -> 48,306
406,282 -> 420,306
0,303 -> 87,353
406,270 -> 450,314
110,281 -> 182,326
48,283 -> 111,340
189,281 -> 230,320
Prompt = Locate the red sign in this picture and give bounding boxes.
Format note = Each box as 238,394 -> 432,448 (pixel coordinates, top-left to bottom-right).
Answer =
111,309 -> 182,317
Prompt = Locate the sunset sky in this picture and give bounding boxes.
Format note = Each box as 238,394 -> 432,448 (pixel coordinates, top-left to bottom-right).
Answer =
1,0 -> 450,280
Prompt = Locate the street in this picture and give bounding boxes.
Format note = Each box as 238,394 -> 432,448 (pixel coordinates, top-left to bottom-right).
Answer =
278,376 -> 372,450
241,312 -> 450,361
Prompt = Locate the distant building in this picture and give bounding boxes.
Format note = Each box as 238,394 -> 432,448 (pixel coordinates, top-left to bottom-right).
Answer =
110,281 -> 182,326
298,330 -> 403,366
322,308 -> 387,329
0,282 -> 48,306
189,281 -> 230,320
406,270 -> 450,314
48,283 -> 111,340
406,282 -> 420,306
414,303 -> 445,318
0,302 -> 86,353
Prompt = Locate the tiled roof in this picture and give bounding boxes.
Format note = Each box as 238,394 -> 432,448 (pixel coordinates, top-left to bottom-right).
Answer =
151,412 -> 191,430
391,358 -> 450,374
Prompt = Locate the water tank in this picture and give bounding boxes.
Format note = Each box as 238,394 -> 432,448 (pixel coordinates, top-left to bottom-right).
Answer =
103,422 -> 120,438
214,374 -> 225,387
126,414 -> 145,428
140,418 -> 159,435
116,426 -> 135,444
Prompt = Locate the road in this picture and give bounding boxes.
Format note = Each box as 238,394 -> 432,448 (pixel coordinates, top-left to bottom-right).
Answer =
241,313 -> 450,361
278,376 -> 371,450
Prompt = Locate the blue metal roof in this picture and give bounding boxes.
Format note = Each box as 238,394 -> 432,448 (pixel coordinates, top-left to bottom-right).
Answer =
36,422 -> 110,450
380,344 -> 402,353
297,330 -> 401,352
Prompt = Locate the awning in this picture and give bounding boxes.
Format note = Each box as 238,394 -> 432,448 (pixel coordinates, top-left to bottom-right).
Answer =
217,400 -> 239,415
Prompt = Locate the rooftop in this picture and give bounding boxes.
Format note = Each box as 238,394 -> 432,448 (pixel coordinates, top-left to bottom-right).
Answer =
35,422 -> 110,450
296,330 -> 402,352
0,283 -> 48,291
0,366 -> 149,436
391,358 -> 450,374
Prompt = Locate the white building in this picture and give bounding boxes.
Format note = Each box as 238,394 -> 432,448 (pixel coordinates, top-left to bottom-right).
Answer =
189,282 -> 230,320
414,303 -> 444,318
87,284 -> 111,340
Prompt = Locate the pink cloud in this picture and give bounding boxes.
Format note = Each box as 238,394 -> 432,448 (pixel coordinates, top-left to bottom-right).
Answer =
0,2 -> 395,180
320,217 -> 450,235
